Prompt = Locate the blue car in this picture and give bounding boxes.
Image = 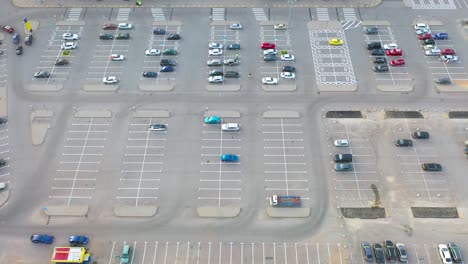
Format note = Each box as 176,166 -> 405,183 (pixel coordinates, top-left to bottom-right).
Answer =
221,154 -> 239,162
30,234 -> 54,244
433,32 -> 448,40
160,66 -> 173,72
69,235 -> 89,246
205,116 -> 221,124
226,44 -> 241,50
12,33 -> 20,44
153,28 -> 166,35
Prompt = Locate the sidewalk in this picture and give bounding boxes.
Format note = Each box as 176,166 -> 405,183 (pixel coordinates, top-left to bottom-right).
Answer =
12,0 -> 382,8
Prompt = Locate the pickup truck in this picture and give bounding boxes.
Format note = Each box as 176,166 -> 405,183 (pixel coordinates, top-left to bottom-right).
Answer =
269,195 -> 301,207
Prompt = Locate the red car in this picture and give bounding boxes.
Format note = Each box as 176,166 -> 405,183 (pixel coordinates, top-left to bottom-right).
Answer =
386,49 -> 403,56
418,33 -> 432,40
261,42 -> 276,50
3,25 -> 14,34
102,23 -> 117,30
441,48 -> 455,55
390,59 -> 405,66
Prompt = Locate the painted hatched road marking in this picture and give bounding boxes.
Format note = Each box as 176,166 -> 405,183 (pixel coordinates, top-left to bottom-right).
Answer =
151,8 -> 166,21
252,8 -> 268,21
212,8 -> 225,21
316,8 -> 329,21
66,8 -> 82,21
116,8 -> 131,21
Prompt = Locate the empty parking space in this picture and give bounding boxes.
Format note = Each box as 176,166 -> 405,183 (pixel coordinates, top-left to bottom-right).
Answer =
325,119 -> 379,208
199,119 -> 242,207
309,30 -> 356,86
262,118 -> 309,205
389,119 -> 450,204
48,118 -> 109,206
0,123 -> 10,182
363,25 -> 411,87
115,118 -> 166,207
259,25 -> 295,85
106,240 -> 347,264
36,25 -> 83,85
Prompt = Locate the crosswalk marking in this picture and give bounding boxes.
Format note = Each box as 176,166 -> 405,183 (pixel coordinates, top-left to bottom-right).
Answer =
116,8 -> 131,21
211,8 -> 225,21
316,8 -> 329,21
151,8 -> 166,21
410,0 -> 457,9
342,8 -> 357,21
66,8 -> 82,21
252,8 -> 268,21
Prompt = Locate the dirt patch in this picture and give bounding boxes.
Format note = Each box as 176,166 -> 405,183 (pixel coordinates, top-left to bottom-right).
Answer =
411,207 -> 459,218
341,208 -> 386,219
448,111 -> 468,119
325,111 -> 363,118
385,111 -> 423,119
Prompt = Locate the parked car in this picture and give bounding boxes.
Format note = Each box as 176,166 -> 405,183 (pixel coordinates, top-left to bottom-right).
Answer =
221,123 -> 240,131
370,49 -> 385,56
421,163 -> 442,171
209,49 -> 223,56
335,163 -> 353,171
142,71 -> 158,78
30,234 -> 54,244
365,27 -> 378,35
280,72 -> 295,79
207,59 -> 222,66
61,42 -> 77,50
146,49 -> 161,56
264,54 -> 277,61
224,59 -> 239,66
99,33 -> 114,40
15,45 -> 23,55
160,59 -> 176,66
121,244 -> 131,264
118,23 -> 133,30
334,154 -> 352,163
419,33 -> 433,40
441,55 -> 458,63
334,139 -> 349,147
422,39 -> 435,45
34,71 -> 50,78
209,69 -> 223,76
208,43 -> 223,49
226,44 -> 240,50
24,35 -> 33,46
367,42 -> 382,50
102,76 -> 119,84
362,242 -> 374,262
438,244 -> 453,264
205,116 -> 221,124
221,154 -> 239,162
166,33 -> 180,40
116,33 -> 130,39
225,71 -> 239,78
274,23 -> 287,30
395,139 -> 413,147
109,54 -> 125,61
412,131 -> 429,139
374,243 -> 385,264
0,118 -> 8,124
328,38 -> 344,46
12,33 -> 20,44
435,77 -> 452,84
149,124 -> 167,131
433,32 -> 448,40
416,28 -> 431,35
386,49 -> 403,56
414,23 -> 430,31
0,159 -> 7,167
55,59 -> 69,65
3,25 -> 14,33
384,240 -> 397,263
390,59 -> 405,66
374,65 -> 389,72
396,243 -> 408,263
263,49 -> 277,56
102,23 -> 117,30
162,49 -> 178,55
160,66 -> 173,72
441,48 -> 455,55
383,43 -> 398,50
62,33 -> 78,40
373,57 -> 387,64
281,54 -> 295,61
261,77 -> 278,85
69,235 -> 89,246
153,28 -> 166,35
208,75 -> 224,83
448,242 -> 462,262
425,49 -> 441,56
230,23 -> 243,30
261,42 -> 275,50
282,66 -> 296,72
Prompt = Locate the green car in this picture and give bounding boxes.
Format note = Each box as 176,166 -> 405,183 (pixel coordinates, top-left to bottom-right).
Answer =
225,71 -> 239,78
99,33 -> 113,40
116,33 -> 130,40
163,49 -> 178,55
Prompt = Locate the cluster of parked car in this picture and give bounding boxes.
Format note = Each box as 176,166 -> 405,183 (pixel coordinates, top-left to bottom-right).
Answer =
362,241 -> 408,263
204,116 -> 240,162
0,141 -> 9,190
2,25 -> 32,55
394,131 -> 443,171
333,139 -> 353,171
364,27 -> 408,72
30,234 -> 89,246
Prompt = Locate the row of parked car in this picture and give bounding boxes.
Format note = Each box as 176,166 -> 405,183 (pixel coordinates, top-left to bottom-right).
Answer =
204,116 -> 241,162
30,234 -> 89,246
365,34 -> 405,73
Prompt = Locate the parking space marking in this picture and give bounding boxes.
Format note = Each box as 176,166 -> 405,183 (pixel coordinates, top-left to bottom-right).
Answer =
309,30 -> 356,86
49,118 -> 109,206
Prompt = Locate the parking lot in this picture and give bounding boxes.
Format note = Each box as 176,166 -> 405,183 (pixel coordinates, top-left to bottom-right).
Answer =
116,118 -> 167,207
199,116 -> 242,207
48,117 -> 110,206
263,117 -> 309,205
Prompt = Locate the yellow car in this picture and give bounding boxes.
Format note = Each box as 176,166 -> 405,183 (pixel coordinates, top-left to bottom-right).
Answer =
328,38 -> 344,46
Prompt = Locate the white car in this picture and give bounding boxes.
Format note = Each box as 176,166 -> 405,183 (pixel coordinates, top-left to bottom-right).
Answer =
102,76 -> 119,84
208,76 -> 224,83
0,182 -> 6,191
146,49 -> 161,56
263,49 -> 277,55
262,77 -> 278,85
425,49 -> 441,56
109,54 -> 125,61
441,55 -> 458,63
61,42 -> 77,50
209,49 -> 223,56
221,123 -> 240,131
118,23 -> 133,30
416,28 -> 431,35
230,23 -> 243,30
62,33 -> 78,40
209,43 -> 223,49
281,54 -> 295,61
383,43 -> 398,50
334,139 -> 349,147
423,44 -> 437,51
274,23 -> 287,30
438,244 -> 452,264
280,72 -> 295,79
414,23 -> 430,31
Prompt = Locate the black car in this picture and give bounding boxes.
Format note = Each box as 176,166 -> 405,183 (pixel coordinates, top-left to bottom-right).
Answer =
435,77 -> 451,84
374,65 -> 389,72
334,154 -> 352,163
448,242 -> 463,262
34,71 -> 50,78
226,44 -> 241,50
373,57 -> 387,64
116,33 -> 130,40
422,39 -> 435,45
335,163 -> 353,171
142,71 -> 158,78
225,71 -> 239,78
384,240 -> 397,263
367,42 -> 382,50
362,242 -> 374,262
153,28 -> 166,35
373,243 -> 385,264
15,45 -> 23,55
395,139 -> 413,147
25,34 -> 33,46
209,69 -> 224,76
0,158 -> 7,168
371,49 -> 385,55
55,59 -> 69,66
160,59 -> 176,66
412,131 -> 429,139
99,33 -> 114,40
366,27 -> 379,35
421,163 -> 442,171
465,148 -> 468,155
166,33 -> 181,40
0,118 -> 7,124
282,66 -> 296,72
